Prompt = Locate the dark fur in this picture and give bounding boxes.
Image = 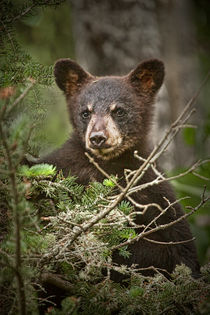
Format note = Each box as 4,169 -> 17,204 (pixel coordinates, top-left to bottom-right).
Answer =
36,58 -> 200,279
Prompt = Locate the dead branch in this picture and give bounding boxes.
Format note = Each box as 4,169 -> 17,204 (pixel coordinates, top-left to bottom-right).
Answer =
41,71 -> 210,264
143,236 -> 196,246
111,187 -> 209,251
40,272 -> 73,293
128,158 -> 209,196
85,151 -> 164,215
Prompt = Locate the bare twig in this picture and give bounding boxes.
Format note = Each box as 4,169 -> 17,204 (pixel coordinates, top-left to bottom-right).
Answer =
130,70 -> 210,188
85,152 -> 163,215
186,185 -> 209,210
192,171 -> 210,181
128,159 -> 209,196
143,236 -> 196,246
111,188 -> 209,251
107,263 -> 171,279
84,72 -> 209,231
41,71 -> 210,263
85,152 -> 124,191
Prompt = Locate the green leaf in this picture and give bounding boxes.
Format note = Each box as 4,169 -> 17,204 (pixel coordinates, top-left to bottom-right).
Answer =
103,178 -> 116,187
19,163 -> 56,177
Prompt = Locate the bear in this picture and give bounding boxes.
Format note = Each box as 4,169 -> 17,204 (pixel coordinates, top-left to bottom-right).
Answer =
34,58 -> 200,280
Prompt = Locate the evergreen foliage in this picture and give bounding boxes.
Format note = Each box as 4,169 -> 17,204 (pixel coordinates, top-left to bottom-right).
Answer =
0,1 -> 210,314
1,161 -> 210,314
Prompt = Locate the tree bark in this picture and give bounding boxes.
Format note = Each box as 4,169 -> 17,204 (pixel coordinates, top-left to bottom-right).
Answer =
157,0 -> 201,168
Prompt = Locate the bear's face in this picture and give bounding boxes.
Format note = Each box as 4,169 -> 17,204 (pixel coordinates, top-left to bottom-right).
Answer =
54,59 -> 164,160
75,77 -> 141,160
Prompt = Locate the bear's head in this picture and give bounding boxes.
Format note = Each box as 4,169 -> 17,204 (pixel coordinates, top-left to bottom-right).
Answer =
54,59 -> 164,160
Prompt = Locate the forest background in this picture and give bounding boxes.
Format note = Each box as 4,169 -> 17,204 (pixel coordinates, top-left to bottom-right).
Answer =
0,0 -> 210,314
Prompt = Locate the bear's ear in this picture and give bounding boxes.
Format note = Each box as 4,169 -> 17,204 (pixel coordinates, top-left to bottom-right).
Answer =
128,59 -> 164,95
54,59 -> 92,95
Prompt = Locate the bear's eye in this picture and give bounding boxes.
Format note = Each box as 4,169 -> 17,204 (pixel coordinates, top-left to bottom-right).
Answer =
114,107 -> 126,117
81,110 -> 91,120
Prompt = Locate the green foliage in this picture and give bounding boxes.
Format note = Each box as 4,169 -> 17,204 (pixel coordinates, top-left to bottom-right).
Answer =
103,176 -> 116,187
15,0 -> 74,65
1,1 -> 210,314
118,245 -> 131,258
19,163 -> 56,177
0,0 -> 71,157
46,265 -> 210,315
118,228 -> 137,240
118,200 -> 134,215
50,297 -> 79,315
1,27 -> 54,87
0,1 -> 72,313
2,153 -> 209,314
129,286 -> 144,298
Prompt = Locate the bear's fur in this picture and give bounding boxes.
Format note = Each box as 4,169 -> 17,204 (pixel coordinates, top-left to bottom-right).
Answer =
36,58 -> 200,279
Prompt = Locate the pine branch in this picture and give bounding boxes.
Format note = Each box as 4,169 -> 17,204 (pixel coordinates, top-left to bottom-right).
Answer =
0,123 -> 26,315
7,80 -> 36,116
6,3 -> 37,24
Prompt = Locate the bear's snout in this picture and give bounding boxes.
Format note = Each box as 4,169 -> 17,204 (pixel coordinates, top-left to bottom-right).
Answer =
85,113 -> 123,159
89,131 -> 108,149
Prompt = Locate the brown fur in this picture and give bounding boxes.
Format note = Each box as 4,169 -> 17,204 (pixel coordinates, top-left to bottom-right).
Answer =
36,58 -> 200,280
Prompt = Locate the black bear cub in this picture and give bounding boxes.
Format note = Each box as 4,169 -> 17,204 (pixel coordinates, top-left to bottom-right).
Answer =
36,58 -> 200,279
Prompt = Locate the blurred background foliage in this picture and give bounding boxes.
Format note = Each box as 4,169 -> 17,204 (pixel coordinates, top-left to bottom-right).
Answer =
14,0 -> 74,155
15,1 -> 74,64
1,0 -> 210,264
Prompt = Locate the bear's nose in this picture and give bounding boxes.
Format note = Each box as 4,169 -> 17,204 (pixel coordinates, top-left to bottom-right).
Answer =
90,131 -> 107,148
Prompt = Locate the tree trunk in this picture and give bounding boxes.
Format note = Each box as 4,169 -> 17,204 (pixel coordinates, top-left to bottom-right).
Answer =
157,0 -> 201,169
